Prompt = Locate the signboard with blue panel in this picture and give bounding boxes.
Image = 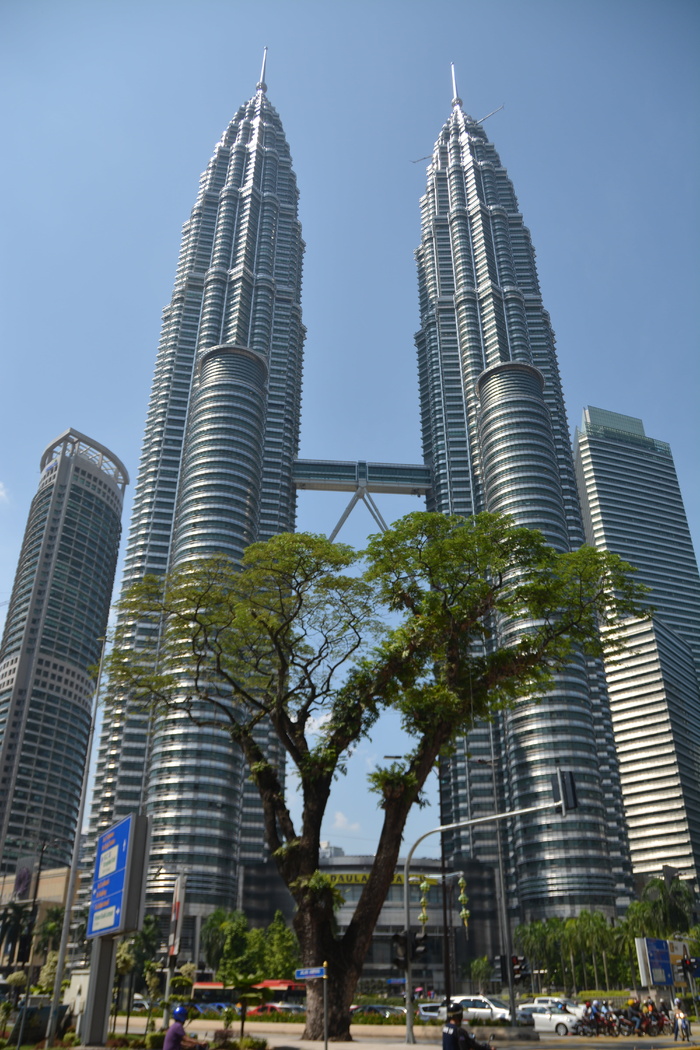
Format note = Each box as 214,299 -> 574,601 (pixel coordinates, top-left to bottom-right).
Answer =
87,815 -> 135,938
645,938 -> 674,985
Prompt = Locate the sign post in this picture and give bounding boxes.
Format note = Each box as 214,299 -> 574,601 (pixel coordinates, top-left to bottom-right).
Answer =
82,814 -> 149,1046
295,964 -> 328,1050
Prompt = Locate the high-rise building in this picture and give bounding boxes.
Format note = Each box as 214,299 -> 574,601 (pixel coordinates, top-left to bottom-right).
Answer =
414,72 -> 632,936
574,407 -> 700,676
574,407 -> 700,883
87,63 -> 640,951
0,430 -> 127,875
88,53 -> 305,917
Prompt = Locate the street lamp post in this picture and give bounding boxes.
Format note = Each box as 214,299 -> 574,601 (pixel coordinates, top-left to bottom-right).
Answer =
403,785 -> 575,1044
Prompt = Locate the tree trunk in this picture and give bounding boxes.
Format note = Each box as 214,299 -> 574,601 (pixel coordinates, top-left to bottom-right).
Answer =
569,949 -> 577,995
302,969 -> 359,1042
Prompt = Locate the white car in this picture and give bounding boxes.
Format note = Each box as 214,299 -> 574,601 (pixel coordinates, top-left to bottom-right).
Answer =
532,1006 -> 580,1036
533,997 -> 585,1018
438,995 -> 511,1023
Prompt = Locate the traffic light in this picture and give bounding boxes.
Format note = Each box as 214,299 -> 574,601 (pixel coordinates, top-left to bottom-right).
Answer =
392,931 -> 408,970
552,769 -> 578,815
412,928 -> 428,963
681,957 -> 693,977
498,954 -> 509,983
511,955 -> 526,983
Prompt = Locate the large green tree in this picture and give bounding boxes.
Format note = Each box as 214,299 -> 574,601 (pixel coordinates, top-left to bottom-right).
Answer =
106,511 -> 646,1039
0,902 -> 32,965
35,906 -> 64,957
641,876 -> 694,936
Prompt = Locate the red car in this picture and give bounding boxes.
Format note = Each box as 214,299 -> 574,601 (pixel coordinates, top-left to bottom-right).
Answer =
247,1003 -> 305,1016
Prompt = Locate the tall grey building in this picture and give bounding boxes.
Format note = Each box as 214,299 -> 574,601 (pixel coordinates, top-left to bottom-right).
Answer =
415,73 -> 632,933
574,407 -> 700,883
0,430 -> 127,875
88,54 -> 305,914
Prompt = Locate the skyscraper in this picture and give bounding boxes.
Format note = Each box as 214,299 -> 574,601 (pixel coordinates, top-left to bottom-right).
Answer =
89,53 -> 305,914
575,407 -> 700,675
0,430 -> 127,875
415,72 -> 632,931
574,407 -> 700,882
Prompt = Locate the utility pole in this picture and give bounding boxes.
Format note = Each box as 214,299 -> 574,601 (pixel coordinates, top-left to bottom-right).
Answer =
403,774 -> 578,1044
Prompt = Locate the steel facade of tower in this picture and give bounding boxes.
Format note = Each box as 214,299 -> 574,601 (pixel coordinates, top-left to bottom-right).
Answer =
89,61 -> 305,911
415,82 -> 632,926
0,430 -> 127,874
574,408 -> 700,882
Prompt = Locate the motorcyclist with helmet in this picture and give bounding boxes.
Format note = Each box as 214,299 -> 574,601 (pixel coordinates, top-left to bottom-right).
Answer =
164,1005 -> 209,1050
626,998 -> 642,1033
442,1005 -> 495,1050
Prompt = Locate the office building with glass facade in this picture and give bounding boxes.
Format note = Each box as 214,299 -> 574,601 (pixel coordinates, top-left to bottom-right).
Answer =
0,430 -> 127,875
414,76 -> 632,934
574,407 -> 700,883
88,56 -> 304,914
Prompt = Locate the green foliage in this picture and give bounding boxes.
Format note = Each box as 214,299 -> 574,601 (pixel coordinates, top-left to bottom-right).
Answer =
144,1033 -> 165,1049
0,1000 -> 11,1037
640,876 -> 694,935
515,878 -> 695,994
201,910 -> 299,983
220,1007 -> 237,1030
5,971 -> 27,988
469,955 -> 493,993
0,903 -> 32,963
36,950 -> 59,993
35,906 -> 64,956
115,940 -> 137,977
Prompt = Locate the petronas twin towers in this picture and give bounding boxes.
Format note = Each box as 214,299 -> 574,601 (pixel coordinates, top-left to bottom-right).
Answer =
90,57 -> 632,934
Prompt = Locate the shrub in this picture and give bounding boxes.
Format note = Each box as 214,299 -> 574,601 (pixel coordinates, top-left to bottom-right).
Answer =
145,1033 -> 166,1050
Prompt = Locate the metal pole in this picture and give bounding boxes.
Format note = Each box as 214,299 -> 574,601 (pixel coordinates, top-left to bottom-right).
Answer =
403,798 -> 564,1044
323,962 -> 328,1050
440,840 -> 451,1003
46,638 -> 108,1046
16,843 -> 47,1050
486,731 -> 515,1025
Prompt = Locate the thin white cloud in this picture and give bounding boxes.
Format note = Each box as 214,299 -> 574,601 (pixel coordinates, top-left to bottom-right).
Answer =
0,483 -> 8,503
333,810 -> 361,833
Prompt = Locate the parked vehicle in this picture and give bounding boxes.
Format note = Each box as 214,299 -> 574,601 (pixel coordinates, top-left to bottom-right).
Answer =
438,995 -> 511,1023
247,1002 -> 305,1016
350,1003 -> 407,1018
417,1002 -> 441,1020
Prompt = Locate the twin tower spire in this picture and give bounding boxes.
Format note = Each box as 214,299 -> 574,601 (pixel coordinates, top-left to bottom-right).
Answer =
88,56 -> 632,939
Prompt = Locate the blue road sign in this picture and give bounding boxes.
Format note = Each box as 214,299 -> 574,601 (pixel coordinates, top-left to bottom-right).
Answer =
295,967 -> 326,979
646,938 -> 674,985
87,815 -> 134,938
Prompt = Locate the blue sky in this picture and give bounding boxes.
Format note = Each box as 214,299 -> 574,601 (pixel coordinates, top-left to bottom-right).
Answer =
1,0 -> 698,858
